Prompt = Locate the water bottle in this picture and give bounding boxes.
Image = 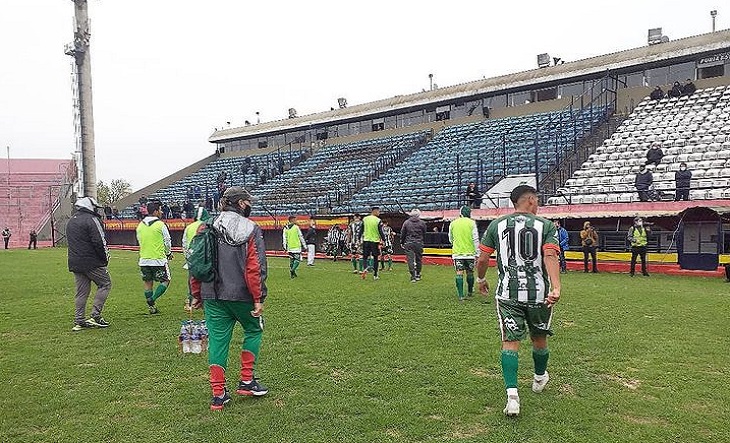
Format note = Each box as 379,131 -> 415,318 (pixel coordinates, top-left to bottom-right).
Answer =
191,323 -> 202,354
179,322 -> 191,353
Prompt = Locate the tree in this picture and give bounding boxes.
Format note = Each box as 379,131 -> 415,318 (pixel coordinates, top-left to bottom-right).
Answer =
97,179 -> 132,205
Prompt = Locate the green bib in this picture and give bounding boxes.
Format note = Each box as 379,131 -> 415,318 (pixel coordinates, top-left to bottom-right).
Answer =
363,215 -> 381,242
450,217 -> 476,256
285,225 -> 302,250
137,220 -> 166,260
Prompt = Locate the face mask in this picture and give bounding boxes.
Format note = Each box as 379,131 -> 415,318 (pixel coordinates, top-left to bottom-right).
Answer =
637,221 -> 643,226
680,167 -> 686,171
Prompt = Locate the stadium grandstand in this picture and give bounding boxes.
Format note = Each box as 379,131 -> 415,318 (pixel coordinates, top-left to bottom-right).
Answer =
106,28 -> 730,273
0,158 -> 77,248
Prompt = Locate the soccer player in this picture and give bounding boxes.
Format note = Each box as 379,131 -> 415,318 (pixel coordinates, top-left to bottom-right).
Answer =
346,214 -> 363,273
448,206 -> 480,302
190,186 -> 269,410
476,185 -> 561,417
136,200 -> 172,314
360,206 -> 385,280
283,215 -> 305,278
379,219 -> 395,271
182,207 -> 210,310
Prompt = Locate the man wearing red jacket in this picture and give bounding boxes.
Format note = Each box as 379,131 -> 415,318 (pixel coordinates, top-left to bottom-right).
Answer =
191,186 -> 269,410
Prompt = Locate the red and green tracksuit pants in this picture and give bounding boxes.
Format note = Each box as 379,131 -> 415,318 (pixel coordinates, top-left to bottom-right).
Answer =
204,299 -> 263,396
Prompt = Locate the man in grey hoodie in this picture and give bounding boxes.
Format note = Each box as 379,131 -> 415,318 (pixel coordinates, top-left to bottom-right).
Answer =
191,186 -> 269,410
400,208 -> 427,282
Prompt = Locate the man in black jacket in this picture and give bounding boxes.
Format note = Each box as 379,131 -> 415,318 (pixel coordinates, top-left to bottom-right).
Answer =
400,208 -> 427,282
682,79 -> 696,96
635,165 -> 654,202
675,162 -> 692,201
67,197 -> 112,331
305,218 -> 317,266
649,86 -> 664,100
191,186 -> 269,410
645,143 -> 664,167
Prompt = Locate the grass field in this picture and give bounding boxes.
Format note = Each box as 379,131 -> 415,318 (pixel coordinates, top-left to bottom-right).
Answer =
1,248 -> 728,442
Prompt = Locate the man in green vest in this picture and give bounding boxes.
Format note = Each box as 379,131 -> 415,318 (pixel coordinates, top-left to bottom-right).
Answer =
359,206 -> 385,280
448,206 -> 480,301
182,206 -> 210,310
283,215 -> 305,278
628,216 -> 650,277
136,200 -> 172,314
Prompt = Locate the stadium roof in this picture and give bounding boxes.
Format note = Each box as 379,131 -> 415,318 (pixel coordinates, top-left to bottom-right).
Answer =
432,201 -> 730,222
209,29 -> 730,144
0,159 -> 72,175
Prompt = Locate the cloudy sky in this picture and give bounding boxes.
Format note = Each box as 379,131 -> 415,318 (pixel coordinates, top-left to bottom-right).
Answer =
0,0 -> 725,190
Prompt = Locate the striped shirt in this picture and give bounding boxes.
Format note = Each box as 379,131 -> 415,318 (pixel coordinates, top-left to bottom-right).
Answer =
479,212 -> 559,303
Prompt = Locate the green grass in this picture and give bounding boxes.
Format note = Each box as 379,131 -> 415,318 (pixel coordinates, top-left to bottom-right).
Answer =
0,248 -> 728,442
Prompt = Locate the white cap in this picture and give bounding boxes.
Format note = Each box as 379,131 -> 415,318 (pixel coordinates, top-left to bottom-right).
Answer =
410,208 -> 421,217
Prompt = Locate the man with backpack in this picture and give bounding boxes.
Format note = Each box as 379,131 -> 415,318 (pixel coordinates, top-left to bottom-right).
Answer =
182,207 -> 210,311
190,186 -> 269,410
136,200 -> 172,314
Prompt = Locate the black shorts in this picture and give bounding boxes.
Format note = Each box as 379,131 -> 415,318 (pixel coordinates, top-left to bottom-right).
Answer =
362,241 -> 380,258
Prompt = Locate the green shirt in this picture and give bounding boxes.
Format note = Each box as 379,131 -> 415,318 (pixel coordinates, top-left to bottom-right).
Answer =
480,212 -> 559,303
284,224 -> 304,251
449,216 -> 479,258
362,215 -> 382,243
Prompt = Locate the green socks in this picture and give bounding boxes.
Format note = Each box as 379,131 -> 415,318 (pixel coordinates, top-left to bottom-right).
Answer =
455,275 -> 464,298
533,347 -> 549,376
152,283 -> 168,301
144,289 -> 153,301
388,257 -> 392,269
501,350 -> 519,389
466,273 -> 475,294
351,257 -> 357,270
292,259 -> 300,272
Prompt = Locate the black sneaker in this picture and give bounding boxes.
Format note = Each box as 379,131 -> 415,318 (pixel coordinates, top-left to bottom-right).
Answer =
210,388 -> 231,411
87,317 -> 110,328
236,379 -> 269,397
71,320 -> 94,332
146,298 -> 159,314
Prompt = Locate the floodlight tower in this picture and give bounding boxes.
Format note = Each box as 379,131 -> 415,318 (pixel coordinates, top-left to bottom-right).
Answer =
65,0 -> 97,199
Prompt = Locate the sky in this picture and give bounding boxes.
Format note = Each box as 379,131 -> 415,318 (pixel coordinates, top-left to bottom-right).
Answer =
0,0 -> 726,191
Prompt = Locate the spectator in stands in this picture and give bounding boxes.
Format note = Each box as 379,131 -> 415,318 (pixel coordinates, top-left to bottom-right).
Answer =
645,142 -> 664,167
628,217 -> 651,277
103,204 -> 113,220
635,165 -> 654,202
138,194 -> 148,206
554,220 -> 568,273
112,206 -> 120,220
186,186 -> 194,201
28,230 -> 38,250
649,86 -> 664,100
183,200 -> 195,219
2,227 -> 11,249
171,202 -> 182,219
580,221 -> 598,273
682,79 -> 696,96
466,183 -> 480,209
205,196 -> 214,212
161,202 -> 171,219
668,81 -> 683,98
675,162 -> 692,201
194,185 -> 202,200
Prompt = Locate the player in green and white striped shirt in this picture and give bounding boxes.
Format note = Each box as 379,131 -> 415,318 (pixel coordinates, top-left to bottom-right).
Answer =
476,185 -> 562,417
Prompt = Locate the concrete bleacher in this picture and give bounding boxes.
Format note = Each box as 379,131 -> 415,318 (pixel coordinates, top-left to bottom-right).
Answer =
551,85 -> 730,205
251,132 -> 429,215
344,107 -> 607,213
119,149 -> 305,218
0,159 -> 74,247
